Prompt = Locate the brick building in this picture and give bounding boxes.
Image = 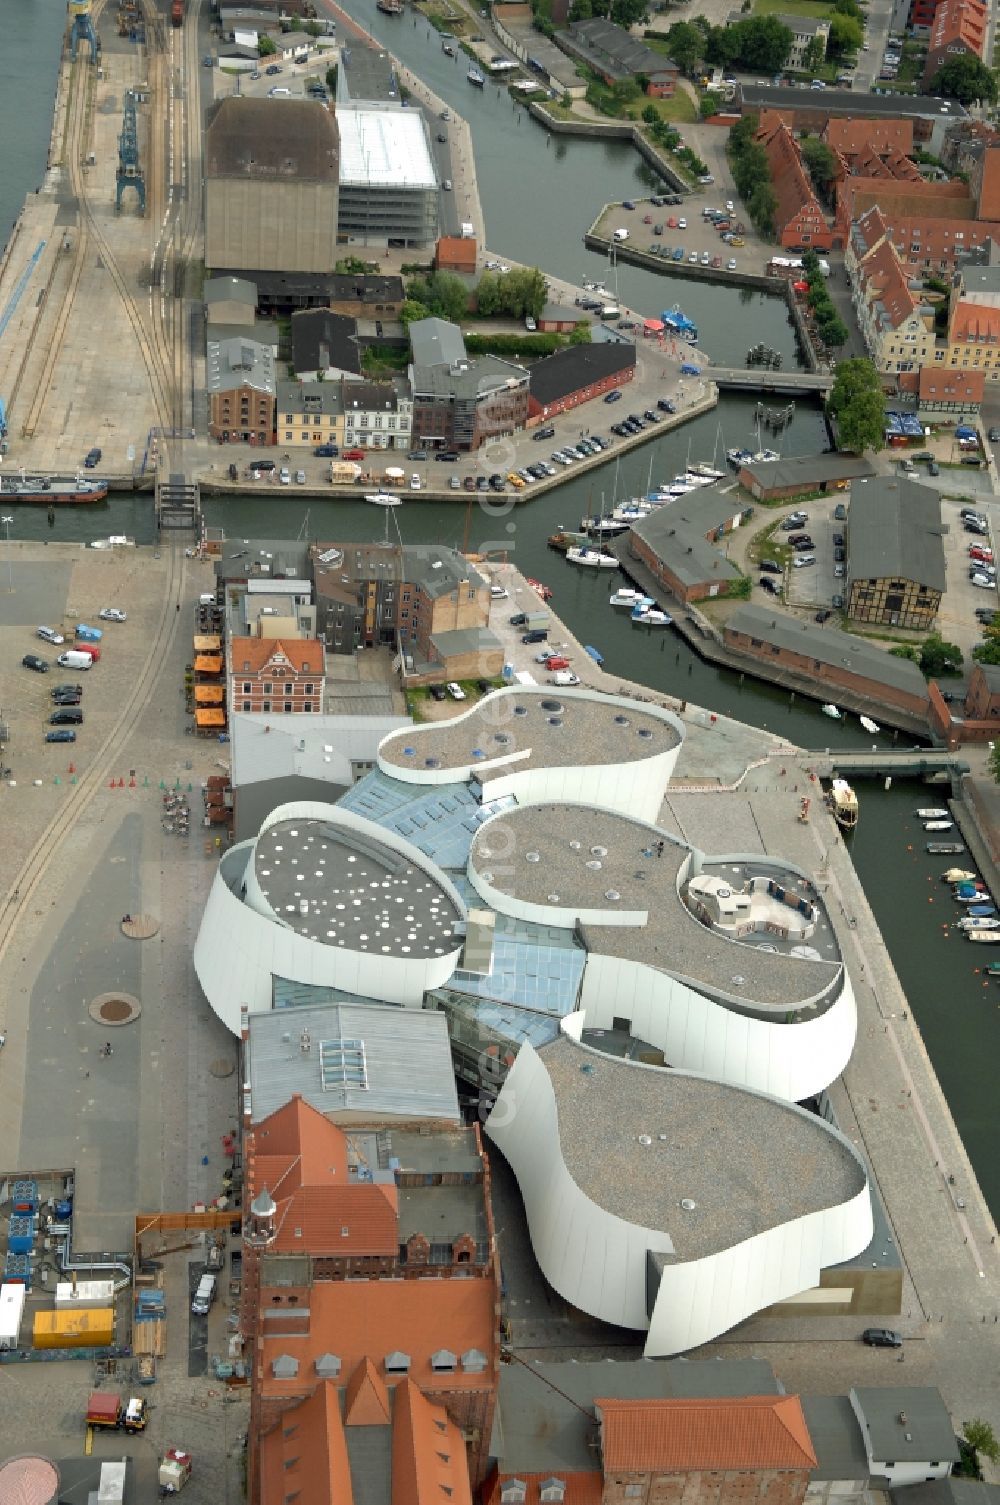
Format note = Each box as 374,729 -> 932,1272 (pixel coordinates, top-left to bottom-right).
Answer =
847,475 -> 945,631
229,638 -> 326,714
409,317 -> 529,452
897,365 -> 986,414
923,0 -> 987,84
756,114 -> 831,251
627,486 -> 752,604
965,661 -> 1000,722
435,235 -> 478,273
822,117 -> 915,160
936,263 -> 1000,381
737,83 -> 969,144
243,1096 -> 499,1502
723,606 -> 931,720
838,195 -> 996,274
206,337 -> 276,445
527,342 -> 636,422
846,223 -> 935,373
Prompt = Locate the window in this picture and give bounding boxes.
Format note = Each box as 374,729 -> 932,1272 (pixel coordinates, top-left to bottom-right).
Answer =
263,682 -> 273,694
305,683 -> 314,694
284,701 -> 292,713
285,431 -> 293,441
263,702 -> 271,713
242,701 -> 251,712
304,702 -> 313,713
284,682 -> 293,694
242,682 -> 251,694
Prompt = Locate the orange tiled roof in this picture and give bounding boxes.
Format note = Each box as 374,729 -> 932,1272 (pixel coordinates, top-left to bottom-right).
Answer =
248,1096 -> 399,1257
484,1476 -> 603,1505
260,1381 -> 351,1505
596,1396 -> 818,1473
918,367 -> 986,402
344,1357 -> 391,1426
258,1275 -> 496,1402
230,636 -> 325,675
858,238 -> 919,331
977,148 -> 1000,221
393,1378 -> 473,1505
926,0 -> 986,69
823,117 -> 913,157
755,117 -> 828,243
950,299 -> 1000,342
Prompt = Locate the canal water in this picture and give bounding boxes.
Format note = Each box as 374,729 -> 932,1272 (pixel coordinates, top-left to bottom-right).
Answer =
2,8 -> 998,1221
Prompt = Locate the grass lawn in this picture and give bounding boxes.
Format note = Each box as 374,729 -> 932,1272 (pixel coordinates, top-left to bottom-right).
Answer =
754,0 -> 836,19
626,91 -> 697,124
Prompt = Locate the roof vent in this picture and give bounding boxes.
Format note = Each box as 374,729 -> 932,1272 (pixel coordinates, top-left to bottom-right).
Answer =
638,1134 -> 653,1147
384,1351 -> 411,1373
514,705 -> 529,717
591,846 -> 607,857
431,1349 -> 457,1371
605,890 -> 621,901
614,714 -> 630,725
731,975 -> 745,985
586,859 -> 602,870
540,699 -> 563,713
526,852 -> 540,863
569,840 -> 581,850
680,1198 -> 697,1211
494,732 -> 511,744
424,757 -> 441,768
315,1353 -> 341,1377
637,728 -> 654,739
548,717 -> 563,727
547,893 -> 560,903
402,746 -> 416,757
480,872 -> 494,883
898,1412 -> 908,1426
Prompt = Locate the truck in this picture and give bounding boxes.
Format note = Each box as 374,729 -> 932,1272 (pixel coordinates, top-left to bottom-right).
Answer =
86,1392 -> 148,1433
159,1449 -> 193,1494
171,0 -> 184,24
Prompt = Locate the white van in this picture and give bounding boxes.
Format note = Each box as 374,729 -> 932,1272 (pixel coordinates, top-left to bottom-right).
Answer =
58,650 -> 93,670
613,227 -> 629,242
191,1273 -> 216,1316
410,473 -> 422,490
269,86 -> 292,97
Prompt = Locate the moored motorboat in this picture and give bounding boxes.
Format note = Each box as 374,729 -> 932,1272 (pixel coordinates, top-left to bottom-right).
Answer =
632,606 -> 672,625
689,462 -> 725,480
468,66 -> 486,85
821,704 -> 842,720
548,530 -> 589,552
727,447 -> 753,467
958,916 -> 1000,930
941,868 -> 977,884
927,841 -> 965,854
859,715 -> 880,734
609,588 -> 649,607
826,778 -> 859,830
924,819 -> 954,831
442,39 -> 456,54
966,929 -> 1000,943
916,807 -> 949,820
567,546 -> 618,568
527,578 -> 553,599
966,904 -> 996,917
584,644 -> 604,664
983,961 -> 1000,976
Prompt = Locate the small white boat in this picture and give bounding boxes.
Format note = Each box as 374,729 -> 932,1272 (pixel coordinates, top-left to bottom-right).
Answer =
958,916 -> 1000,931
752,448 -> 780,462
609,589 -> 649,607
365,492 -> 402,506
859,715 -> 880,734
924,819 -> 954,832
821,704 -> 842,720
567,546 -> 618,568
967,929 -> 1000,943
633,607 -> 672,626
942,868 -> 977,884
916,808 -> 949,820
468,66 -> 486,86
689,462 -> 725,480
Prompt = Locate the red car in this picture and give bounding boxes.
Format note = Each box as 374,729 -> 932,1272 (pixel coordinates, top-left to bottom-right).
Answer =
970,546 -> 993,562
342,447 -> 365,461
666,216 -> 678,229
642,213 -> 653,224
545,656 -> 571,670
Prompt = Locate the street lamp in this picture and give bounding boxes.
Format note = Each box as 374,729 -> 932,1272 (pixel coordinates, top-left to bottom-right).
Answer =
1,517 -> 11,594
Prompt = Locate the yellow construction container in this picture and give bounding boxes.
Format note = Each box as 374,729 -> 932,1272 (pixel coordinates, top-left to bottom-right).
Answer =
33,1307 -> 114,1349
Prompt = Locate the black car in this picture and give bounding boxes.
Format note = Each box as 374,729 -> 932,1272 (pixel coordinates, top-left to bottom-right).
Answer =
44,729 -> 76,743
989,427 -> 1000,442
51,692 -> 82,706
22,654 -> 49,673
477,475 -> 489,490
590,435 -> 607,450
965,521 -> 989,536
832,593 -> 844,609
509,612 -> 529,626
437,132 -> 448,143
657,398 -> 677,414
815,609 -> 832,623
834,548 -> 846,562
833,533 -> 844,546
489,474 -> 505,490
265,63 -> 281,74
644,409 -> 660,423
976,608 -> 998,624
84,446 -> 102,468
760,576 -> 779,595
476,679 -> 495,694
759,559 -> 781,574
862,1328 -> 902,1348
51,682 -> 82,696
792,539 -> 815,551
434,450 -> 460,462
603,389 -> 623,403
521,630 -> 548,644
428,684 -> 447,702
49,709 -> 83,725
313,444 -> 338,457
533,425 -> 555,441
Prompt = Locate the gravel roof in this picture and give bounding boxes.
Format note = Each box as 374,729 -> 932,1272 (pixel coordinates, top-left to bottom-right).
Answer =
253,816 -> 461,957
539,1035 -> 866,1258
470,804 -> 841,1011
380,688 -> 682,781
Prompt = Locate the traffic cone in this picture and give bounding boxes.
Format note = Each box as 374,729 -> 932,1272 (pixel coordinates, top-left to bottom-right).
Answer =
109,778 -> 116,788
159,779 -> 166,789
54,776 -> 61,785
143,775 -> 149,787
129,776 -> 136,788
117,777 -> 125,788
68,763 -> 76,775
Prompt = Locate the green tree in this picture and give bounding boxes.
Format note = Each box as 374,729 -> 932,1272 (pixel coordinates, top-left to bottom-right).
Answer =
641,102 -> 658,124
258,34 -> 277,55
609,0 -> 647,27
919,634 -> 963,677
800,136 -> 838,200
816,310 -> 849,347
748,181 -> 777,237
973,629 -> 1000,666
400,299 -> 430,329
963,1421 -> 1000,1465
568,320 -> 592,344
664,19 -> 704,73
405,271 -> 469,323
827,13 -> 862,56
475,272 -> 500,316
827,358 -> 885,452
700,91 -> 721,117
801,248 -> 821,278
834,0 -> 863,18
325,62 -> 338,92
731,141 -> 770,200
803,34 -> 826,72
929,54 -> 998,105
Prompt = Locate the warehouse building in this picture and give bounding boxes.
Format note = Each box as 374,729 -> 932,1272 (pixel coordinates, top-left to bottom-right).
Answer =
846,476 -> 945,631
337,108 -> 438,248
204,98 -> 340,274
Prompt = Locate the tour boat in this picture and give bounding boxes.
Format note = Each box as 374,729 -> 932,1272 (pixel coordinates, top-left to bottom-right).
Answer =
958,916 -> 1000,931
365,492 -> 401,506
821,704 -> 842,720
859,715 -> 880,734
826,778 -> 859,831
662,307 -> 699,343
927,842 -> 964,854
567,546 -> 618,568
941,868 -> 977,884
0,472 -> 109,504
916,808 -> 949,820
468,66 -> 486,86
924,819 -> 954,832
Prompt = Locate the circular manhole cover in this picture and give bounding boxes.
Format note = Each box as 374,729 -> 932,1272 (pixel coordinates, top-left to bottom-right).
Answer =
88,992 -> 141,1027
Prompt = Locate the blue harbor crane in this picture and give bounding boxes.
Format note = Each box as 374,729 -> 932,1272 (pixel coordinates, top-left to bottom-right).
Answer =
115,90 -> 146,214
67,0 -> 100,62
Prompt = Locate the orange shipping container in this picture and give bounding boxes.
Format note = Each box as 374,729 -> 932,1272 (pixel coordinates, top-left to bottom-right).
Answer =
33,1307 -> 115,1348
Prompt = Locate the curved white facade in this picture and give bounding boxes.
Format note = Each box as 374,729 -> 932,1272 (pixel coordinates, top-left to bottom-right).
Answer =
193,802 -> 465,1034
577,955 -> 857,1103
377,687 -> 684,825
486,1029 -> 873,1356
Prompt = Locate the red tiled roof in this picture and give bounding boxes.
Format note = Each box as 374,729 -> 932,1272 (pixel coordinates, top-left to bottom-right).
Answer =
258,1276 -> 497,1402
484,1475 -> 603,1505
596,1396 -> 818,1472
925,0 -> 986,74
260,1381 -> 352,1505
917,367 -> 986,402
755,116 -> 829,243
248,1096 -> 399,1257
344,1357 -> 391,1426
393,1378 -> 473,1505
950,298 -> 1000,342
977,148 -> 1000,221
230,636 -> 325,675
823,117 -> 913,157
858,238 -> 919,331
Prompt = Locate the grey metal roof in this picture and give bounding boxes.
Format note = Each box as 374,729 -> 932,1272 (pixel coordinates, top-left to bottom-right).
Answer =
253,814 -> 462,954
246,1000 -> 459,1122
205,96 -> 340,181
801,1396 -> 872,1481
205,275 -> 257,307
344,1423 -> 392,1505
740,454 -> 875,490
848,475 -> 946,592
290,310 -> 362,376
206,337 -> 275,397
409,316 -> 466,368
739,83 -> 968,119
535,1033 -> 865,1258
338,44 -> 399,107
411,353 -> 528,402
494,1358 -> 781,1476
959,265 -> 1000,296
567,18 -> 670,77
230,712 -> 411,790
726,605 -> 931,699
277,379 -> 344,418
976,662 -> 1000,690
215,538 -> 311,582
629,485 -> 748,588
892,1482 -> 1000,1505
851,1388 -> 960,1467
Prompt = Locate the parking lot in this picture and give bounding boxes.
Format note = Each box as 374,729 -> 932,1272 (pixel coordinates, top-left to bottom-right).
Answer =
783,508 -> 848,613
593,191 -> 769,280
938,501 -> 999,654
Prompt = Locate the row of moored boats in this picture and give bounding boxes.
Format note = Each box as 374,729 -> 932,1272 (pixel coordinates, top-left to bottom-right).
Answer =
937,861 -> 1000,944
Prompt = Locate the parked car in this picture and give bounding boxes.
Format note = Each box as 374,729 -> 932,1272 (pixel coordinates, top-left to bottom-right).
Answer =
971,573 -> 995,588
760,576 -> 779,595
446,682 -> 467,700
51,690 -> 81,705
36,627 -> 64,645
521,630 -> 548,643
49,709 -> 83,725
975,608 -> 998,624
314,444 -> 338,457
862,1328 -> 902,1348
434,450 -> 460,462
98,607 -> 127,622
22,654 -> 49,673
815,609 -> 832,623
780,512 -> 808,530
533,425 -> 555,441
45,729 -> 76,743
428,684 -> 447,701
603,389 -> 622,403
989,426 -> 1000,442
342,447 -> 365,461
759,559 -> 781,574
84,446 -> 102,468
792,555 -> 816,568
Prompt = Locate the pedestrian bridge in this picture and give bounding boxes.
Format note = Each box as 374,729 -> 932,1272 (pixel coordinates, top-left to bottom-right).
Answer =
709,367 -> 834,396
